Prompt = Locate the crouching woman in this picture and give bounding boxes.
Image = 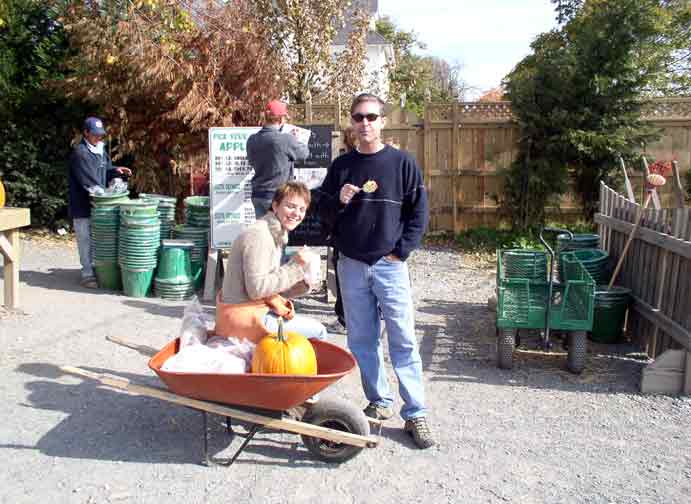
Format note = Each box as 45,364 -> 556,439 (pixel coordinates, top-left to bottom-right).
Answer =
214,182 -> 327,342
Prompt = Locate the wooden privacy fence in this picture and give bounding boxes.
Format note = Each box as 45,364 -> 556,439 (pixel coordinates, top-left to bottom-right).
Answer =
595,182 -> 691,392
288,97 -> 691,232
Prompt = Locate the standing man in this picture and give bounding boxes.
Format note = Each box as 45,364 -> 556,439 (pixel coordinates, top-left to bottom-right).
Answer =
247,100 -> 309,219
68,117 -> 131,288
317,93 -> 434,449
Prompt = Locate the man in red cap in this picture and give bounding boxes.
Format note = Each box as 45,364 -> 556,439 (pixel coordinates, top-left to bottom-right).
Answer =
247,100 -> 309,218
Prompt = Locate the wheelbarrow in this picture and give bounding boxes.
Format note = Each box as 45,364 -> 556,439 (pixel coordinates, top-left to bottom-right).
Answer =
61,335 -> 379,466
495,227 -> 596,373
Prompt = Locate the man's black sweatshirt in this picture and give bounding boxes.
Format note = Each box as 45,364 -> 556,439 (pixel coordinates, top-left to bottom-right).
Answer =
317,145 -> 428,265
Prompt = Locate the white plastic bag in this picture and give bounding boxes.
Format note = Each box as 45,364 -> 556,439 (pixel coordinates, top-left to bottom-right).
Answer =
106,177 -> 128,194
163,297 -> 256,374
302,247 -> 321,287
206,336 -> 256,371
161,344 -> 248,374
179,296 -> 212,348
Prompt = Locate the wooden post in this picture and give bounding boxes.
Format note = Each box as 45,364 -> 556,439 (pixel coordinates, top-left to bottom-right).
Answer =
671,161 -> 686,209
1,229 -> 20,308
451,102 -> 459,233
0,208 -> 30,310
305,99 -> 313,125
423,105 -> 433,228
202,248 -> 222,302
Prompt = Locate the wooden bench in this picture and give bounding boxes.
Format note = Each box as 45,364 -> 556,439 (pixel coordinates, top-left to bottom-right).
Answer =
0,207 -> 31,309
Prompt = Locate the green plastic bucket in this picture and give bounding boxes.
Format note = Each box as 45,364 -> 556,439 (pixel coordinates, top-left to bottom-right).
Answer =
154,277 -> 196,300
156,240 -> 193,283
557,233 -> 600,251
591,285 -> 631,343
559,248 -> 610,284
94,261 -> 121,290
121,267 -> 155,298
91,192 -> 130,207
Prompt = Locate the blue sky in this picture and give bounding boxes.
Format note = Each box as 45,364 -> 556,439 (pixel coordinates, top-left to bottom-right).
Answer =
378,0 -> 559,98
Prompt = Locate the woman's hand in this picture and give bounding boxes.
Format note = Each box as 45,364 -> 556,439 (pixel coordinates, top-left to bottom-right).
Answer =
293,248 -> 317,267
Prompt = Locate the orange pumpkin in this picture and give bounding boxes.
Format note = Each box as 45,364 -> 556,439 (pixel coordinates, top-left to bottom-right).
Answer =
251,318 -> 317,375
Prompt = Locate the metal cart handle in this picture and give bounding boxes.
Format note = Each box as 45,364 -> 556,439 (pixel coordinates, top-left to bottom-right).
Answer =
539,227 -> 573,258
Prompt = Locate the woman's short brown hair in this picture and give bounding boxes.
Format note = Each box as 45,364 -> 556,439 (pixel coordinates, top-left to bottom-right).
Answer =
271,181 -> 311,208
343,126 -> 358,152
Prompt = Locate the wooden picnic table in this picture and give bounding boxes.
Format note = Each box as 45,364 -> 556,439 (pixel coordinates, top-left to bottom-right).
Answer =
0,207 -> 31,309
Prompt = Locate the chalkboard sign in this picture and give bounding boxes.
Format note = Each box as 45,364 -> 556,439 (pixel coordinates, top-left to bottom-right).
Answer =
289,125 -> 334,247
295,125 -> 333,170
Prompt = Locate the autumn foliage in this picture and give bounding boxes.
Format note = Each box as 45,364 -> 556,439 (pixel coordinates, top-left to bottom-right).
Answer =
58,0 -> 287,196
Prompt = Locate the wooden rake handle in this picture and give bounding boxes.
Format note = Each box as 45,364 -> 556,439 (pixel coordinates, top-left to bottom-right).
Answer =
608,191 -> 653,289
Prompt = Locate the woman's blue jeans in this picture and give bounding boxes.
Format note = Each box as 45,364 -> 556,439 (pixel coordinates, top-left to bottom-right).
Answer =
263,312 -> 328,341
337,254 -> 426,420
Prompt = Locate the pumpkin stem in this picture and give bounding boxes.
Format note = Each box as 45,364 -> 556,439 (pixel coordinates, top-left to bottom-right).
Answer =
277,317 -> 286,342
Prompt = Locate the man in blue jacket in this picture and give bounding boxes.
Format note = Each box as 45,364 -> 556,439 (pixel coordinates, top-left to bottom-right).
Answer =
317,93 -> 434,449
68,117 -> 131,288
247,100 -> 309,218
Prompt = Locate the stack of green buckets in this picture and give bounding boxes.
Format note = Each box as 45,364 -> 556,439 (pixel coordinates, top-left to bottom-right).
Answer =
118,200 -> 161,297
557,233 -> 601,280
140,193 -> 177,241
173,196 -> 210,290
154,239 -> 196,300
557,232 -> 631,343
562,248 -> 610,284
90,192 -> 130,290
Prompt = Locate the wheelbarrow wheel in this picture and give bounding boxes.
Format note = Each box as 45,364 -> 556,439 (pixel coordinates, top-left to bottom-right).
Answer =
301,398 -> 370,463
497,328 -> 516,370
567,330 -> 587,374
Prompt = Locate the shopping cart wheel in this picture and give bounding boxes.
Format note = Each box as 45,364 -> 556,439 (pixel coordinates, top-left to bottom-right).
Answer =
301,398 -> 370,463
567,330 -> 587,374
497,328 -> 516,370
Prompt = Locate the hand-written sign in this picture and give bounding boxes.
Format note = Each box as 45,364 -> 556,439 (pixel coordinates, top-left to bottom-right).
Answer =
208,127 -> 260,249
289,125 -> 334,247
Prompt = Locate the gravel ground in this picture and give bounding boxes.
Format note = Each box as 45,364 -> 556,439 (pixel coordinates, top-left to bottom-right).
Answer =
1,236 -> 690,504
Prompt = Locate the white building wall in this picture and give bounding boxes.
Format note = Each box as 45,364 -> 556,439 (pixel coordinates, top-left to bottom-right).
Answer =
330,44 -> 391,100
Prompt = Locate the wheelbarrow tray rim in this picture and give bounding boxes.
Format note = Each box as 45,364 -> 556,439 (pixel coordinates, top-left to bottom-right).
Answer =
148,338 -> 356,411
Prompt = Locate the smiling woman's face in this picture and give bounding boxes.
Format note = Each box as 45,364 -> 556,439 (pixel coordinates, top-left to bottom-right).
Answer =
272,193 -> 308,231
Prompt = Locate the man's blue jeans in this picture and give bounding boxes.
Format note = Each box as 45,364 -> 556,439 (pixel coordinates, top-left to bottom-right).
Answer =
337,254 -> 426,420
252,197 -> 273,219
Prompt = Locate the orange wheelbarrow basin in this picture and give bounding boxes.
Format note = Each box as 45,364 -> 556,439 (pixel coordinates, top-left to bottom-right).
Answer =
148,338 -> 357,411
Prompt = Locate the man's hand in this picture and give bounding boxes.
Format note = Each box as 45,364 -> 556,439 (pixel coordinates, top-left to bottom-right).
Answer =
340,183 -> 361,205
115,166 -> 132,177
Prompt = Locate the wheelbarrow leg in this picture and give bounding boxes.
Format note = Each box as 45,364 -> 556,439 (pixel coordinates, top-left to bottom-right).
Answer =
201,410 -> 260,467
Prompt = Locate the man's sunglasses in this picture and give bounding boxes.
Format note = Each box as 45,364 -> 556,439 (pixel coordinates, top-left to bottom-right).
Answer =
351,113 -> 381,122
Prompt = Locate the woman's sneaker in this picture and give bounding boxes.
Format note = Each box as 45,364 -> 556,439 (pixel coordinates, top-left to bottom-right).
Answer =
363,402 -> 394,420
404,417 -> 436,449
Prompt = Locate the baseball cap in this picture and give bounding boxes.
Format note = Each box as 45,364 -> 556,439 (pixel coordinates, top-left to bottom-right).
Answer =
83,117 -> 107,136
266,100 -> 288,117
